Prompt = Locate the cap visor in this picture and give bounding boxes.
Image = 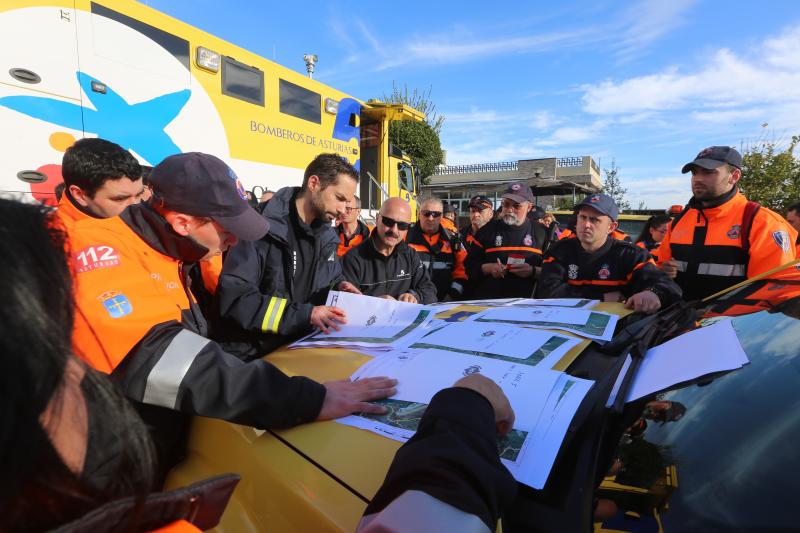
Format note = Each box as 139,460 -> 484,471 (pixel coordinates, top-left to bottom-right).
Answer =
215,208 -> 269,241
502,193 -> 529,204
681,158 -> 725,174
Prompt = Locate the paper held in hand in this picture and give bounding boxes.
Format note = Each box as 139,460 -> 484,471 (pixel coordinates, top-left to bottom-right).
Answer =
289,291 -> 437,350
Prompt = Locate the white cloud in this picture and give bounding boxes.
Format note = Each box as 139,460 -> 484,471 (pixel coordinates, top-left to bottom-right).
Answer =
582,25 -> 800,118
614,0 -> 698,62
625,175 -> 689,208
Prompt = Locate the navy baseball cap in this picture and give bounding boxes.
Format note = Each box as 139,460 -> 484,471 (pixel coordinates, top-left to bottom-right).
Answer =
575,193 -> 619,221
148,152 -> 269,241
681,146 -> 742,174
502,182 -> 534,204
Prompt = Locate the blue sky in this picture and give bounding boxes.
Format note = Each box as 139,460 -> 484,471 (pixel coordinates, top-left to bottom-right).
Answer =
146,0 -> 800,208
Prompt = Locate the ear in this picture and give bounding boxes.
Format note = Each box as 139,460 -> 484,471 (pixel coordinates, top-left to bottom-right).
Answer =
68,184 -> 91,207
168,213 -> 194,236
307,174 -> 320,192
608,220 -> 619,235
730,167 -> 742,186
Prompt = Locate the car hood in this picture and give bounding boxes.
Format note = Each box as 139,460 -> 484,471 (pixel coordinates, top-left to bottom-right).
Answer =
597,298 -> 800,532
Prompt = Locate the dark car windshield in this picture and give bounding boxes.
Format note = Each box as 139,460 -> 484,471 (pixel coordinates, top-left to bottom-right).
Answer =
596,265 -> 800,532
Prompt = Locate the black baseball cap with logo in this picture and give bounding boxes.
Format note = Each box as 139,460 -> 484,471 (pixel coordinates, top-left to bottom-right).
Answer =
681,146 -> 743,174
148,152 -> 269,241
468,194 -> 493,210
575,193 -> 619,221
502,182 -> 534,204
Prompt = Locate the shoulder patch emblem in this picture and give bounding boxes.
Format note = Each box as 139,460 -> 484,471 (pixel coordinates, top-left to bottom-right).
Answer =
598,263 -> 611,280
568,264 -> 579,280
495,235 -> 503,247
97,290 -> 132,319
726,225 -> 741,239
74,245 -> 120,273
523,234 -> 533,246
772,230 -> 791,253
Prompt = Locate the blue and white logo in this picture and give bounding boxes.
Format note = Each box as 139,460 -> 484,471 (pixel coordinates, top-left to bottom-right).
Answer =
100,292 -> 133,319
772,230 -> 791,253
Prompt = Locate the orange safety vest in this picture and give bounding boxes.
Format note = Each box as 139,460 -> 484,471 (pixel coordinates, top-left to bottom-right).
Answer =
658,191 -> 797,300
337,220 -> 372,257
67,215 -> 195,374
54,192 -> 93,234
407,225 -> 467,298
441,217 -> 458,233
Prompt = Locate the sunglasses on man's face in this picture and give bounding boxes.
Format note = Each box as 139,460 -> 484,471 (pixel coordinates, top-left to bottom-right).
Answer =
381,216 -> 411,231
421,210 -> 442,218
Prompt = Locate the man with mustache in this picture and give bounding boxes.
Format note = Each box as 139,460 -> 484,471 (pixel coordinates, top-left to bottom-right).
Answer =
465,182 -> 544,299
658,146 -> 796,300
341,197 -> 438,304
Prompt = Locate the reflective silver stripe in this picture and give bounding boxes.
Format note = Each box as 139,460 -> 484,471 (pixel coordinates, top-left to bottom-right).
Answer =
697,263 -> 746,277
432,261 -> 449,269
674,260 -> 688,272
451,281 -> 464,294
142,329 -> 209,409
357,490 -> 490,533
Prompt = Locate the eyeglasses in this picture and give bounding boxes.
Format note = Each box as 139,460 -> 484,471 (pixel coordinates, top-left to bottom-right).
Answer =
421,210 -> 442,218
380,216 -> 411,231
501,199 -> 524,210
345,207 -> 359,213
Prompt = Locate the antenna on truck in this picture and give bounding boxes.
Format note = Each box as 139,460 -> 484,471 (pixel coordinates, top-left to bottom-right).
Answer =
303,54 -> 318,78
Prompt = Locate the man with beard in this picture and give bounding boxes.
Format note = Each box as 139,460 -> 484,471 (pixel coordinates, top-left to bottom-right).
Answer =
215,153 -> 363,355
466,182 -> 544,299
658,146 -> 796,300
342,197 -> 438,303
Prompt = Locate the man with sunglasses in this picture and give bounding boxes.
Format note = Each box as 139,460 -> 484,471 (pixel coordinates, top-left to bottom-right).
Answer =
342,197 -> 438,304
407,196 -> 468,301
336,195 -> 372,257
466,182 -> 545,299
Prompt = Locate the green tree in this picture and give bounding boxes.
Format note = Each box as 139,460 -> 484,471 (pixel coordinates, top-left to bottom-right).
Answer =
602,159 -> 630,211
381,83 -> 445,183
739,134 -> 800,212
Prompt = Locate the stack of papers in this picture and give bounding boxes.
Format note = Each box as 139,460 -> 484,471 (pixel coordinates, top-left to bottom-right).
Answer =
473,306 -> 619,342
339,349 -> 593,489
289,292 -> 437,350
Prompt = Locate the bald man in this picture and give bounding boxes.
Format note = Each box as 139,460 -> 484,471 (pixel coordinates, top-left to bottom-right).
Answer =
341,198 -> 438,304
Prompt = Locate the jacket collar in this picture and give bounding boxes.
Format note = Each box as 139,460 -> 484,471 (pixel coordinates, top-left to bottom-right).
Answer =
688,185 -> 739,210
120,203 -> 209,262
259,186 -> 299,244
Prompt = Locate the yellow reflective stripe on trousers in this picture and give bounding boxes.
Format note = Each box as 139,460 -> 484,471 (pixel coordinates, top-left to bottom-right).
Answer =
261,296 -> 288,333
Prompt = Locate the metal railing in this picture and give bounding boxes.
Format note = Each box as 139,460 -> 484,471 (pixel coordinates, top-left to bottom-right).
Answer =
556,156 -> 584,168
434,161 -> 518,175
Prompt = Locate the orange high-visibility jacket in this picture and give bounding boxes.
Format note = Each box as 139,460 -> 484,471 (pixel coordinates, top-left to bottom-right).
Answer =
407,224 -> 468,299
66,203 -> 326,429
336,219 -> 371,257
658,190 -> 797,300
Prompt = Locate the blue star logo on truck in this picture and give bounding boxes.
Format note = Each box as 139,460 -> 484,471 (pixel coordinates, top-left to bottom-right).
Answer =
0,71 -> 189,165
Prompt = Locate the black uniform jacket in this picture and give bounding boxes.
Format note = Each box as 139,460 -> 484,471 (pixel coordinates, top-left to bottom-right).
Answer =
341,233 -> 438,304
465,218 -> 544,299
215,187 -> 342,355
535,236 -> 682,307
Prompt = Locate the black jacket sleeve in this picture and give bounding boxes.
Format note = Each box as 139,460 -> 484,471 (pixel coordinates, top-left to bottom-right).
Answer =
113,321 -> 326,429
465,231 -> 487,283
408,251 -> 439,304
363,387 -> 517,531
217,240 -> 312,337
627,251 -> 683,307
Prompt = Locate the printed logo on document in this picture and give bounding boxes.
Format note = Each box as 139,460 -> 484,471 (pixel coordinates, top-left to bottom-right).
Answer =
481,330 -> 496,337
366,315 -> 377,326
463,365 -> 482,376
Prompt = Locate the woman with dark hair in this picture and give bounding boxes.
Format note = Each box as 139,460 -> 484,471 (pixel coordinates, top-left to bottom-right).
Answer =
0,199 -> 235,532
635,214 -> 671,260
